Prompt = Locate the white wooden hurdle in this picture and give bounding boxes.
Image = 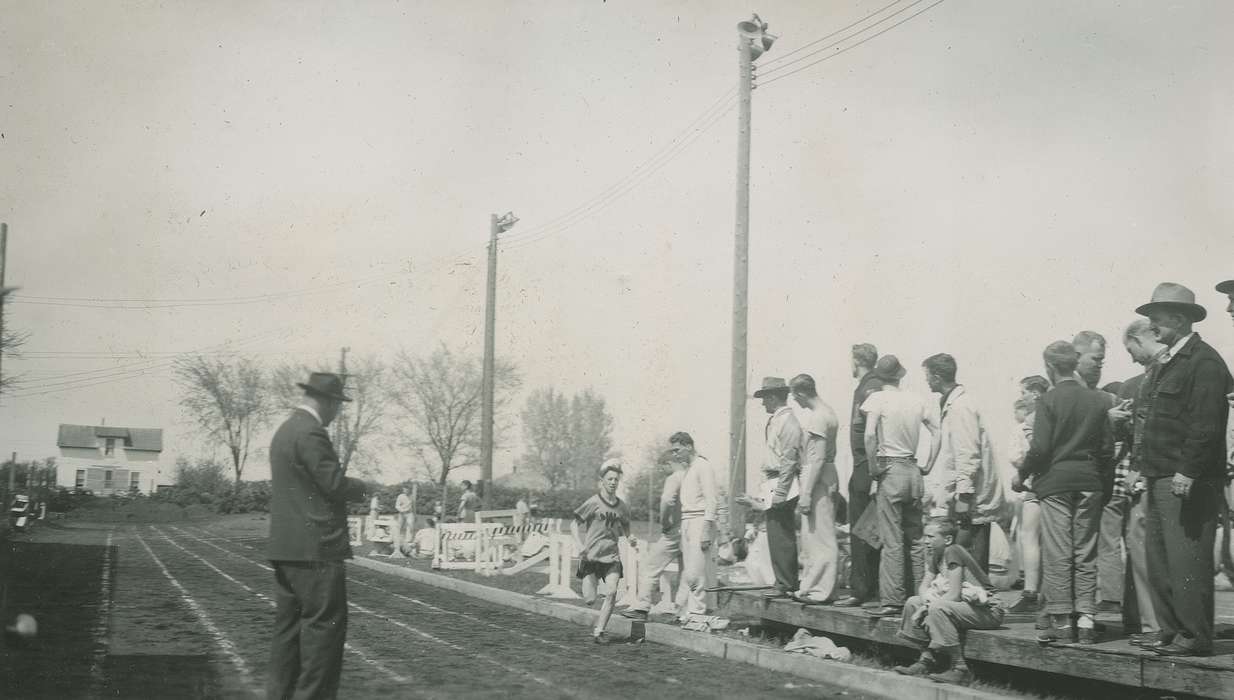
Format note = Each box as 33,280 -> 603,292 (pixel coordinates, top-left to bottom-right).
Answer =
535,533 -> 581,599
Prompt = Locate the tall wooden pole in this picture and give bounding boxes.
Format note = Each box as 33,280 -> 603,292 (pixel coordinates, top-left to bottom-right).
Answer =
0,222 -> 8,401
728,30 -> 755,541
480,214 -> 500,509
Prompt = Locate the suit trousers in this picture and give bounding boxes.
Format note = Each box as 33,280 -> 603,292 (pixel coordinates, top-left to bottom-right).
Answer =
797,485 -> 838,602
1121,494 -> 1157,633
1097,494 -> 1129,604
876,459 -> 925,607
1145,476 -> 1218,651
765,498 -> 800,593
847,459 -> 880,601
268,560 -> 348,700
1039,491 -> 1101,616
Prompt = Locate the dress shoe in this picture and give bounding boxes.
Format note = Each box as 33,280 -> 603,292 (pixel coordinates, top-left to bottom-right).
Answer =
1151,643 -> 1212,657
893,660 -> 932,676
928,668 -> 973,685
762,588 -> 791,600
831,596 -> 866,608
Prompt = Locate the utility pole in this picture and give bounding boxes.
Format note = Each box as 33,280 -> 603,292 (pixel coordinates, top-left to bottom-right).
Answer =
728,16 -> 775,540
480,212 -> 517,509
0,223 -> 8,399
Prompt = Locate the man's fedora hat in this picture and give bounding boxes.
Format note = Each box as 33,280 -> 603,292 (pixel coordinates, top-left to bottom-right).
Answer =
752,376 -> 791,398
872,355 -> 907,382
1217,279 -> 1234,295
1135,282 -> 1207,322
297,372 -> 353,402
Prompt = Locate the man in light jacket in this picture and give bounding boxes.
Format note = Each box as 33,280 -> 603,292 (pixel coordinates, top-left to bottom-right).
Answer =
923,353 -> 1004,573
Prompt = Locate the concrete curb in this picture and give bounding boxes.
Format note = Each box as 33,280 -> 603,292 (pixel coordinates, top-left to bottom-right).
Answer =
353,556 -> 1014,700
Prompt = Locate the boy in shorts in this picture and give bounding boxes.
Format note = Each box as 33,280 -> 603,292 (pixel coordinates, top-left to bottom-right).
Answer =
572,458 -> 631,644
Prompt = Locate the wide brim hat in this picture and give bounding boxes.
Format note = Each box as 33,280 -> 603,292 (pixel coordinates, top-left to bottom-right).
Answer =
297,372 -> 353,402
872,354 -> 907,382
1135,282 -> 1206,322
1217,279 -> 1234,295
752,376 -> 790,398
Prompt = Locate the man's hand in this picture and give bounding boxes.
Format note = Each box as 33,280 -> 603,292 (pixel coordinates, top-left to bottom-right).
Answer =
701,522 -> 713,550
1227,390 -> 1234,408
1010,472 -> 1026,493
1172,472 -> 1195,498
869,480 -> 879,497
796,500 -> 812,517
1108,401 -> 1133,423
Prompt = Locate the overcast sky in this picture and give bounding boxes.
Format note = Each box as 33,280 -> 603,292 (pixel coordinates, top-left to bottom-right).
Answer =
2,0 -> 1232,491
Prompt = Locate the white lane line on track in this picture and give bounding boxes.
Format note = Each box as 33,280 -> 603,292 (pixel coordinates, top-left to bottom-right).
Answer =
133,530 -> 259,697
171,526 -> 561,692
177,526 -> 648,676
151,527 -> 410,685
88,529 -> 114,694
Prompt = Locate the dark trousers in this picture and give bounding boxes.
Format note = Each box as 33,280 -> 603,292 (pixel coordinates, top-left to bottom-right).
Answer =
268,560 -> 349,700
847,460 -> 880,601
957,522 -> 991,575
1145,476 -> 1218,651
765,497 -> 799,592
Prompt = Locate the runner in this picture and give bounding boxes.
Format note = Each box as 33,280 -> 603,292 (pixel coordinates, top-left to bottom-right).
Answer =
572,458 -> 631,644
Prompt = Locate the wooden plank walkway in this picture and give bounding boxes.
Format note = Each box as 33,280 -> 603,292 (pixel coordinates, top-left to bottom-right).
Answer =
717,590 -> 1234,699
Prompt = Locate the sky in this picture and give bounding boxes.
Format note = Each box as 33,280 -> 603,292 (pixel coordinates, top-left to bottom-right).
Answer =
2,0 -> 1233,493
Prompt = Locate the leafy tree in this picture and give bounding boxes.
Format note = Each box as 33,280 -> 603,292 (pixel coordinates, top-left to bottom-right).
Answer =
388,344 -> 519,494
521,387 -> 615,490
173,354 -> 273,483
0,286 -> 27,394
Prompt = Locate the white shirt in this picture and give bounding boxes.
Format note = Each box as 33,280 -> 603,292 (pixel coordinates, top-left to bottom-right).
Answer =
1163,332 -> 1194,363
296,403 -> 322,425
396,493 -> 413,514
680,456 -> 718,521
860,389 -> 939,458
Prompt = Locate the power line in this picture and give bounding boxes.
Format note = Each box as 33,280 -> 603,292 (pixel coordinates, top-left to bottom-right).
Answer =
757,0 -> 909,67
760,0 -> 948,88
497,87 -> 737,248
758,0 -> 926,79
501,97 -> 738,253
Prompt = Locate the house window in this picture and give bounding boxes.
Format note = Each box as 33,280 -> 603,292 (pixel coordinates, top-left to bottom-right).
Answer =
129,472 -> 141,493
104,470 -> 114,490
104,438 -> 115,456
75,470 -> 86,488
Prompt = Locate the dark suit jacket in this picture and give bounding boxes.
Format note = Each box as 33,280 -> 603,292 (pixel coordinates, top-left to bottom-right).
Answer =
850,372 -> 884,465
267,409 -> 367,561
1021,380 -> 1115,499
1137,333 -> 1232,480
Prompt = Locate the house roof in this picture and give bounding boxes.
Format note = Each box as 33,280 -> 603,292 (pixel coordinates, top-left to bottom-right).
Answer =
57,424 -> 163,452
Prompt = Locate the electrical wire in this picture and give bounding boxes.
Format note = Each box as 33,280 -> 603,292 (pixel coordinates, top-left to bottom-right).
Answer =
756,0 -> 908,67
760,0 -> 948,88
758,0 -> 926,79
500,97 -> 738,253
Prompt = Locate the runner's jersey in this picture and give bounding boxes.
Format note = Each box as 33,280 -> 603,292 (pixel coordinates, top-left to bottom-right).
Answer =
574,493 -> 630,563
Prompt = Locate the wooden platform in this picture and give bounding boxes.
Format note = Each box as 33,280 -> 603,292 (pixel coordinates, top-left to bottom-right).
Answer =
718,590 -> 1234,699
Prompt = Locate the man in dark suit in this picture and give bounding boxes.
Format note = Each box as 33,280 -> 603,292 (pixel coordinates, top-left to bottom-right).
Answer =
267,372 -> 368,699
834,343 -> 884,608
1134,283 -> 1232,657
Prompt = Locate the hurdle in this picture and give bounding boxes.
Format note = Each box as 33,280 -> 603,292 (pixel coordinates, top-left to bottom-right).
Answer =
535,533 -> 580,599
347,516 -> 365,547
617,537 -> 642,608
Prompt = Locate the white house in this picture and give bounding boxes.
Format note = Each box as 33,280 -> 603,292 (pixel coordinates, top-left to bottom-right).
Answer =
56,424 -> 171,495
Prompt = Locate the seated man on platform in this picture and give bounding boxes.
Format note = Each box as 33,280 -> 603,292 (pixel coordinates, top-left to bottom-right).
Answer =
893,519 -> 1004,685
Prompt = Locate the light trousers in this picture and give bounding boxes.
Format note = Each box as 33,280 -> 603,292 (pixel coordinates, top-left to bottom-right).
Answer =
796,485 -> 838,602
680,517 -> 715,617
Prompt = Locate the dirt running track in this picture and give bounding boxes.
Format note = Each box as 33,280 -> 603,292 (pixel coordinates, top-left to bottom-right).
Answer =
1,521 -> 870,699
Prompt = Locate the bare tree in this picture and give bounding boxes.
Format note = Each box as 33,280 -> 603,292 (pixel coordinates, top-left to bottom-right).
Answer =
269,356 -> 390,477
0,287 -> 27,394
389,344 -> 519,494
174,354 -> 273,483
